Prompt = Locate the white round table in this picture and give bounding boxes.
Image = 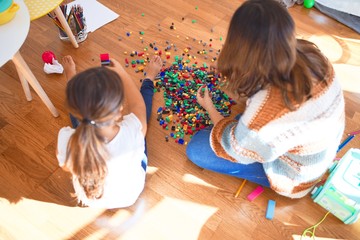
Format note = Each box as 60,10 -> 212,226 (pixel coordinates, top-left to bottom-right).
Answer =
0,0 -> 59,117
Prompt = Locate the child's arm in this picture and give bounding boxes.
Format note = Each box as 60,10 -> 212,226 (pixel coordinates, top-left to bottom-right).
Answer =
56,127 -> 74,173
196,86 -> 224,125
108,58 -> 147,136
55,148 -> 70,172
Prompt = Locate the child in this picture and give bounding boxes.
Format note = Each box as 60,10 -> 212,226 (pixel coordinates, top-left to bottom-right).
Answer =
57,55 -> 162,208
186,0 -> 345,198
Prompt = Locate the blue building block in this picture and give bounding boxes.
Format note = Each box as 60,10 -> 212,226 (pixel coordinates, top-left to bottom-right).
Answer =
266,200 -> 276,220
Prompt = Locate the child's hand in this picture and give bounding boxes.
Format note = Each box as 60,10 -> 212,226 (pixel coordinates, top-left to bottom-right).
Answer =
107,58 -> 127,78
196,85 -> 214,111
108,58 -> 123,69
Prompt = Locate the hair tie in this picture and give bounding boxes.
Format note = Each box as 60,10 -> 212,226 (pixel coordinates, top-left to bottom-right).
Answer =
82,118 -> 96,125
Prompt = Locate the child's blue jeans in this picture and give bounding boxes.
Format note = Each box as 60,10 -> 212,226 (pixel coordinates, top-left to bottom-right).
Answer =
139,79 -> 154,170
186,123 -> 270,187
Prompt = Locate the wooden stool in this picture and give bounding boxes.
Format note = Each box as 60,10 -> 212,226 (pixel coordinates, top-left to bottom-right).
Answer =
24,0 -> 79,48
0,0 -> 59,117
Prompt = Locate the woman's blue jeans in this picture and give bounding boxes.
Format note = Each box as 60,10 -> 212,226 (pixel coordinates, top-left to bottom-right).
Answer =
186,124 -> 270,187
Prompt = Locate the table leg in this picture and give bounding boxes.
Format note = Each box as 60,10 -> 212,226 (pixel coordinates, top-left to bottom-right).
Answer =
54,5 -> 79,49
12,51 -> 59,117
14,64 -> 32,101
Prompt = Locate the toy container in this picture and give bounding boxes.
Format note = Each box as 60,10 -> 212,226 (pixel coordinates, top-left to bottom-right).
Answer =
0,0 -> 19,25
311,148 -> 360,224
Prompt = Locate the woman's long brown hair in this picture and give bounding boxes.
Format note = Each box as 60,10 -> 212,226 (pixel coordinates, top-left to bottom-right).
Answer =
65,67 -> 124,199
218,0 -> 330,109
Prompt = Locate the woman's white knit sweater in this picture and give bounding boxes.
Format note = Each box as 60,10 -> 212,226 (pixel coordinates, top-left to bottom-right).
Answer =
210,72 -> 345,198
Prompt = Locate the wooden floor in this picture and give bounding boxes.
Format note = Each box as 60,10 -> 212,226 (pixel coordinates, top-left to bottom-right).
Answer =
1,1 -> 359,239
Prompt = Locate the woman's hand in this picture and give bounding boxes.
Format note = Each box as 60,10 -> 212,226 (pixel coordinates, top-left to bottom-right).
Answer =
196,85 -> 214,111
196,85 -> 224,125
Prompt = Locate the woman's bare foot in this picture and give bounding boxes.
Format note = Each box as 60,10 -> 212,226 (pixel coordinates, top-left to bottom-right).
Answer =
62,55 -> 76,81
145,55 -> 162,81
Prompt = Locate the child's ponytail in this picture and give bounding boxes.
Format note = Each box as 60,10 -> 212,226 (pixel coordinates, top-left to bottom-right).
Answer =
67,122 -> 108,199
64,67 -> 124,200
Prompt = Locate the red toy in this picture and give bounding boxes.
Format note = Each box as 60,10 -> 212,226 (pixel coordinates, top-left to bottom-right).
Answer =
42,51 -> 56,64
100,53 -> 110,66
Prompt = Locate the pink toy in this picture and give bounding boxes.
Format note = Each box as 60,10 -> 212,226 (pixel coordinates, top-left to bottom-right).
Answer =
349,129 -> 360,136
42,51 -> 56,64
247,186 -> 264,201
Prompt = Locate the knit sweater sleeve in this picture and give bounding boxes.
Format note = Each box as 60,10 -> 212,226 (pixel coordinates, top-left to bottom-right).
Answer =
209,86 -> 282,164
209,72 -> 345,198
209,72 -> 344,167
210,117 -> 274,164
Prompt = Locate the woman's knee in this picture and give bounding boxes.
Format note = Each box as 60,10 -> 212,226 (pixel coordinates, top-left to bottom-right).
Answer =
186,139 -> 206,167
186,140 -> 199,162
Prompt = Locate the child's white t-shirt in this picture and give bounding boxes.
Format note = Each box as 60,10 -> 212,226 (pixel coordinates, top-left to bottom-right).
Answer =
57,113 -> 147,209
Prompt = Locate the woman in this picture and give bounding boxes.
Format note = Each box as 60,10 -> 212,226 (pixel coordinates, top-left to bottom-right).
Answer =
186,0 -> 345,198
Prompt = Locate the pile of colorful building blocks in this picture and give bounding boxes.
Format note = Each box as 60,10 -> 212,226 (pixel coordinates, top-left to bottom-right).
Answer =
154,58 -> 236,144
122,33 -> 234,144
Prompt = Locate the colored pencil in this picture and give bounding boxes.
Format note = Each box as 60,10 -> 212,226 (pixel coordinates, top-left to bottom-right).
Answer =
48,4 -> 86,35
337,135 -> 355,153
234,179 -> 247,198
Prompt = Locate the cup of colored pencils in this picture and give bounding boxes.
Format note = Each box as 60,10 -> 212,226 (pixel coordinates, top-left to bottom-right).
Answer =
48,4 -> 87,43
